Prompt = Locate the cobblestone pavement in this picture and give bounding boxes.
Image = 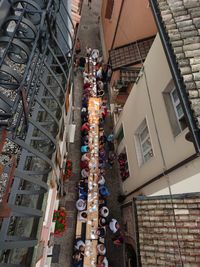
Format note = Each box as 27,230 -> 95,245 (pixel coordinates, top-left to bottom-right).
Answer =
52,1 -> 125,266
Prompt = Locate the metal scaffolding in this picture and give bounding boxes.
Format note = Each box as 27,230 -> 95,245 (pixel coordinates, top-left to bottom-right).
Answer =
0,0 -> 76,265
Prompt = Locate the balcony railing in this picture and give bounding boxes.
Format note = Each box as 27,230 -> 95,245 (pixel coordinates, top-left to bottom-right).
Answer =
0,0 -> 76,265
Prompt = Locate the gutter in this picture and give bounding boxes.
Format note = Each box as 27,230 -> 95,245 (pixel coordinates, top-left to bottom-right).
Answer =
149,0 -> 200,153
124,153 -> 198,198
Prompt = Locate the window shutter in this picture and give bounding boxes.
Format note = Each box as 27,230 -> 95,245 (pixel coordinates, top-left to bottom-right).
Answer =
105,0 -> 114,19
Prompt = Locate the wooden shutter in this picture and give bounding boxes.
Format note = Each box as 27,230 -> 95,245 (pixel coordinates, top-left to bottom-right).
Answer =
105,0 -> 114,19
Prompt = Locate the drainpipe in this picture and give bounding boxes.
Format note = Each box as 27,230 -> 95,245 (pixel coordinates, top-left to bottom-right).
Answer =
150,0 -> 200,154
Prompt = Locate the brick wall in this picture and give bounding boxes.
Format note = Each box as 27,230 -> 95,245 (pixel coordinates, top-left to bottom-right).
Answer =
135,195 -> 200,266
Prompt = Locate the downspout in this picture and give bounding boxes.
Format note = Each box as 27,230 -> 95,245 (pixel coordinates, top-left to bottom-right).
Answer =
150,0 -> 200,153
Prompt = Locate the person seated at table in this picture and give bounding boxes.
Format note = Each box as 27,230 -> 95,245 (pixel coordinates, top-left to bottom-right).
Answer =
79,57 -> 86,71
79,179 -> 88,188
81,136 -> 88,146
99,217 -> 108,227
98,175 -> 105,186
81,152 -> 90,162
99,206 -> 109,218
81,122 -> 90,132
80,160 -> 88,169
76,199 -> 86,211
97,89 -> 105,98
72,250 -> 83,267
99,148 -> 106,161
78,211 -> 87,221
81,109 -> 88,123
99,185 -> 110,198
79,188 -> 87,200
81,167 -> 89,178
79,181 -> 88,200
112,230 -> 124,246
96,227 -> 106,238
109,218 -> 120,234
82,97 -> 88,108
81,145 -> 89,154
99,159 -> 106,169
97,256 -> 109,267
81,127 -> 88,137
75,239 -> 85,252
99,198 -> 107,209
99,137 -> 107,147
97,244 -> 106,255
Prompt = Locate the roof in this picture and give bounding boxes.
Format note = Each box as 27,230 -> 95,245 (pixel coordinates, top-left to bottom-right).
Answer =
134,193 -> 200,267
150,0 -> 200,150
109,36 -> 155,70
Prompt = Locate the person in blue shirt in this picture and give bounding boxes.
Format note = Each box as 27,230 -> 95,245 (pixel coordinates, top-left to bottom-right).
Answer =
99,185 -> 109,198
81,145 -> 88,153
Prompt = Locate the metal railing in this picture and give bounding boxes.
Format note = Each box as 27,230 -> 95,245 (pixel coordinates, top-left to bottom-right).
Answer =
0,0 -> 76,265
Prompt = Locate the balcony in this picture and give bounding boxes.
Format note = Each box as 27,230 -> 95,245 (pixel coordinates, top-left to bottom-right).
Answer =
0,0 -> 76,266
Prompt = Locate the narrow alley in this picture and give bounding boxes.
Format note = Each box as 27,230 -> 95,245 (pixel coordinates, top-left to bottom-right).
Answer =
1,0 -> 200,267
52,1 -> 124,267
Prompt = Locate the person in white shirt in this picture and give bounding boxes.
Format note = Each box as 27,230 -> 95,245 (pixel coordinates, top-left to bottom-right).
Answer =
109,218 -> 120,234
81,153 -> 90,162
76,199 -> 86,211
97,244 -> 106,255
75,239 -> 85,251
99,206 -> 109,218
78,211 -> 87,221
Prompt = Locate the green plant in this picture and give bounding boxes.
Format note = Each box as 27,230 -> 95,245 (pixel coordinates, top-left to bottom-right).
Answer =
53,208 -> 67,236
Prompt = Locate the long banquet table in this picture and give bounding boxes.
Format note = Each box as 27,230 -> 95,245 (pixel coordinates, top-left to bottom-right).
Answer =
83,97 -> 101,267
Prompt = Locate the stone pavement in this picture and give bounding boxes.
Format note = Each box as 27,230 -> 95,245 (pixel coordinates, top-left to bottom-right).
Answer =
52,1 -> 125,266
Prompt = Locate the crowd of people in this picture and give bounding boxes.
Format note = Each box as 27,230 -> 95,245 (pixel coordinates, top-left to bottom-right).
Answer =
72,46 -> 124,267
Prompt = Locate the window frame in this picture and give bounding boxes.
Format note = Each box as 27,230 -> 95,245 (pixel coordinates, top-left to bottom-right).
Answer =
163,81 -> 187,136
170,87 -> 185,131
135,119 -> 153,166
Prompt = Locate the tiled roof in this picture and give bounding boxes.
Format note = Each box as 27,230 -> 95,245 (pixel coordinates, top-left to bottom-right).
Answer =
109,36 -> 155,70
134,193 -> 200,267
152,0 -> 200,132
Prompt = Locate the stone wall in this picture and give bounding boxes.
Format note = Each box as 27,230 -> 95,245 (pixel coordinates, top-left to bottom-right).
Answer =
156,0 -> 200,128
135,195 -> 200,266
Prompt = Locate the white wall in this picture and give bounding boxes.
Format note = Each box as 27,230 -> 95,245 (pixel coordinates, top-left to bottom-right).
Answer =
115,34 -> 196,195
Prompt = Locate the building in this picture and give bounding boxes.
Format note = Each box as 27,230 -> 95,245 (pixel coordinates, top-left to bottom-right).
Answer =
0,0 -> 82,266
101,0 -> 200,266
100,0 -> 157,124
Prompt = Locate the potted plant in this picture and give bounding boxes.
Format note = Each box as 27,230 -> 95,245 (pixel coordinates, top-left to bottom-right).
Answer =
62,160 -> 73,180
53,207 -> 67,236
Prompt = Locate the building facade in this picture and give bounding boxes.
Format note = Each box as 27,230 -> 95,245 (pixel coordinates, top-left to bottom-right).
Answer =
100,0 -> 157,124
101,0 -> 200,266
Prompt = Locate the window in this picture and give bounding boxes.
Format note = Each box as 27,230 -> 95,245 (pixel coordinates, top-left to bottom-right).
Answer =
135,119 -> 153,166
105,0 -> 114,19
170,88 -> 187,131
163,83 -> 187,136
